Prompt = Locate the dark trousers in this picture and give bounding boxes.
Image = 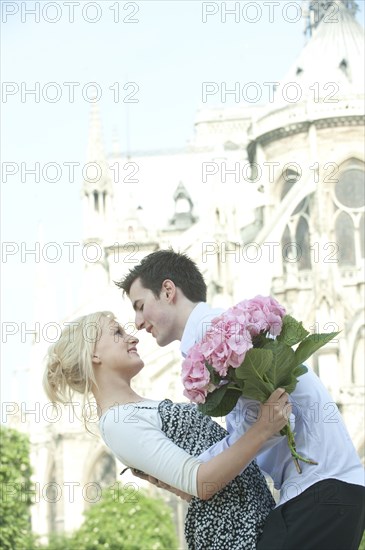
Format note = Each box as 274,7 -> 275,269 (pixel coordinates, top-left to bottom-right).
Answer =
257,479 -> 365,550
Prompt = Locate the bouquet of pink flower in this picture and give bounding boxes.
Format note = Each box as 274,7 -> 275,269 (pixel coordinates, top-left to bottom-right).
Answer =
181,295 -> 339,473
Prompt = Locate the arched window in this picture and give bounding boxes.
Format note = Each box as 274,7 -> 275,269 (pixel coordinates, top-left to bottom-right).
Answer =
94,190 -> 99,212
334,168 -> 364,210
88,451 -> 116,507
335,212 -> 356,266
296,216 -> 311,270
280,173 -> 311,273
332,161 -> 365,269
352,326 -> 365,385
47,461 -> 57,533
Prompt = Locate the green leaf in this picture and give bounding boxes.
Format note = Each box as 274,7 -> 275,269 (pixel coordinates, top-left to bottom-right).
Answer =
205,361 -> 222,386
197,384 -> 228,415
294,332 -> 340,366
277,315 -> 309,346
199,387 -> 241,417
293,364 -> 308,378
252,334 -> 273,348
235,348 -> 273,379
263,340 -> 296,388
260,340 -> 307,395
234,348 -> 274,401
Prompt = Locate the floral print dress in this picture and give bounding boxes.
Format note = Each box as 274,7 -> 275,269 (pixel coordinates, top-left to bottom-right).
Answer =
138,399 -> 275,550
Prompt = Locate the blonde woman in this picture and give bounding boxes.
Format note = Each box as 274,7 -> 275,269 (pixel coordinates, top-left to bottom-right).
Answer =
44,311 -> 291,550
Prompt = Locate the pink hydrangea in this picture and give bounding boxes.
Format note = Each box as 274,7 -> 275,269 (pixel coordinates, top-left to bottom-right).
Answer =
233,295 -> 286,337
181,295 -> 286,404
200,316 -> 253,376
181,345 -> 211,403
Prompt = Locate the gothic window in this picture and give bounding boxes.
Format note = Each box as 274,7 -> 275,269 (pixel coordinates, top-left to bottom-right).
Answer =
94,190 -> 99,212
296,217 -> 311,270
335,211 -> 356,266
334,167 -> 364,209
47,461 -> 57,533
86,452 -> 116,508
92,452 -> 116,488
332,161 -> 365,268
280,173 -> 311,272
352,326 -> 365,386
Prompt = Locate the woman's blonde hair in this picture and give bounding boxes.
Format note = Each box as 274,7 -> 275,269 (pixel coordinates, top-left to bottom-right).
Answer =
43,311 -> 115,406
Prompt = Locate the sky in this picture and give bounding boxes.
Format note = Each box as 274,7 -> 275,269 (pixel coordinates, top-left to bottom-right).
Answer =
1,0 -> 365,406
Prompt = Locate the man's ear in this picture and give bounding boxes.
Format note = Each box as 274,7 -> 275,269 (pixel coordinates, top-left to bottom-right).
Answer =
161,279 -> 177,303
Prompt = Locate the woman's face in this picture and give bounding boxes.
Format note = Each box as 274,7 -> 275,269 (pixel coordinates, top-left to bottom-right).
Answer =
93,316 -> 144,379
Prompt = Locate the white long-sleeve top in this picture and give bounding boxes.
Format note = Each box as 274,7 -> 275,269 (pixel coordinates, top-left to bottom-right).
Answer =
99,399 -> 202,497
181,302 -> 365,507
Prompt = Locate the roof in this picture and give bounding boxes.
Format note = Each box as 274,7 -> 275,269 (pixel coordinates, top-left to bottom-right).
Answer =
280,0 -> 364,98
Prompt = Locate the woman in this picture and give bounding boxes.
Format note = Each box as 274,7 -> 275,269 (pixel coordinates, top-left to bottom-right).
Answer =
44,311 -> 291,549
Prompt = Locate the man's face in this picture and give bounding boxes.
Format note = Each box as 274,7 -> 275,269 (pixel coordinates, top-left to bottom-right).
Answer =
128,278 -> 178,347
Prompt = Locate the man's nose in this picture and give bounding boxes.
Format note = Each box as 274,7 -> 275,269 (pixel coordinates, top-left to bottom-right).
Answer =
135,311 -> 145,330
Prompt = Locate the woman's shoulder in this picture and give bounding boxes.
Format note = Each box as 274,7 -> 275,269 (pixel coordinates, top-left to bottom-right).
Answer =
99,399 -> 161,429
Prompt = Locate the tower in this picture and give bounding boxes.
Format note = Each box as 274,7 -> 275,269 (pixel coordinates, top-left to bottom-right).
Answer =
245,0 -> 364,450
81,105 -> 115,297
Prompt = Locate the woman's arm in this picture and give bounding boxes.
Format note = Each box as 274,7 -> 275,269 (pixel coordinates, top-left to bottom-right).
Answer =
100,389 -> 290,500
196,388 -> 290,500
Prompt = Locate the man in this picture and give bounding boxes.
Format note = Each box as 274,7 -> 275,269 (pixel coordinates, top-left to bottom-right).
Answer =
117,249 -> 365,550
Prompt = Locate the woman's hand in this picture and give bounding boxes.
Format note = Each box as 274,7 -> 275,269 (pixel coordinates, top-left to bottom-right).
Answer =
256,388 -> 292,438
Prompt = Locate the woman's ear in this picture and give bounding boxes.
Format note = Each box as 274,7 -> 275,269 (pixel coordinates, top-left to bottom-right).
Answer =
92,354 -> 101,365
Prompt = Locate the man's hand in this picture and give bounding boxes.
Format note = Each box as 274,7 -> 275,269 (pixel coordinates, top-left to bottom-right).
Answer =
257,388 -> 292,437
131,469 -> 192,502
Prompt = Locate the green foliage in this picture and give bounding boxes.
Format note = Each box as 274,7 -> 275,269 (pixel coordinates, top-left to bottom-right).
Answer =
197,314 -> 339,470
0,426 -> 37,550
276,315 -> 309,346
359,531 -> 365,550
203,315 -> 339,408
42,483 -> 179,550
198,384 -> 240,416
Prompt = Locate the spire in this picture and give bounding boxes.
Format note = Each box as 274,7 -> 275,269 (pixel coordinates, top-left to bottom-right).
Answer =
305,1 -> 359,37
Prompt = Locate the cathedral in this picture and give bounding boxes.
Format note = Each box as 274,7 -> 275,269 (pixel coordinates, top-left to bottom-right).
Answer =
16,0 -> 364,544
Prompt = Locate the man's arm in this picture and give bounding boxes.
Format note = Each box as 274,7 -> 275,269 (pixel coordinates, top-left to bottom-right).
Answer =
131,469 -> 192,502
197,396 -> 292,466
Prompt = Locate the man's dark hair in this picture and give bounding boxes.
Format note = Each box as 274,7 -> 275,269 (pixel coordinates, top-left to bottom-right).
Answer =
116,249 -> 207,302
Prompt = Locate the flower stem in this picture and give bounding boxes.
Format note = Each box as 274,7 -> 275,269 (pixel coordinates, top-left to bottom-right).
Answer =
280,422 -> 318,474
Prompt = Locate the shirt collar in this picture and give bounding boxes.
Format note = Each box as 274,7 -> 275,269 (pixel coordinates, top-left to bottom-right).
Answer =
180,302 -> 216,357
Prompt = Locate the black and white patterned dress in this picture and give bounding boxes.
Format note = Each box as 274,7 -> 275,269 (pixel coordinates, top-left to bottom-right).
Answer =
155,399 -> 275,550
